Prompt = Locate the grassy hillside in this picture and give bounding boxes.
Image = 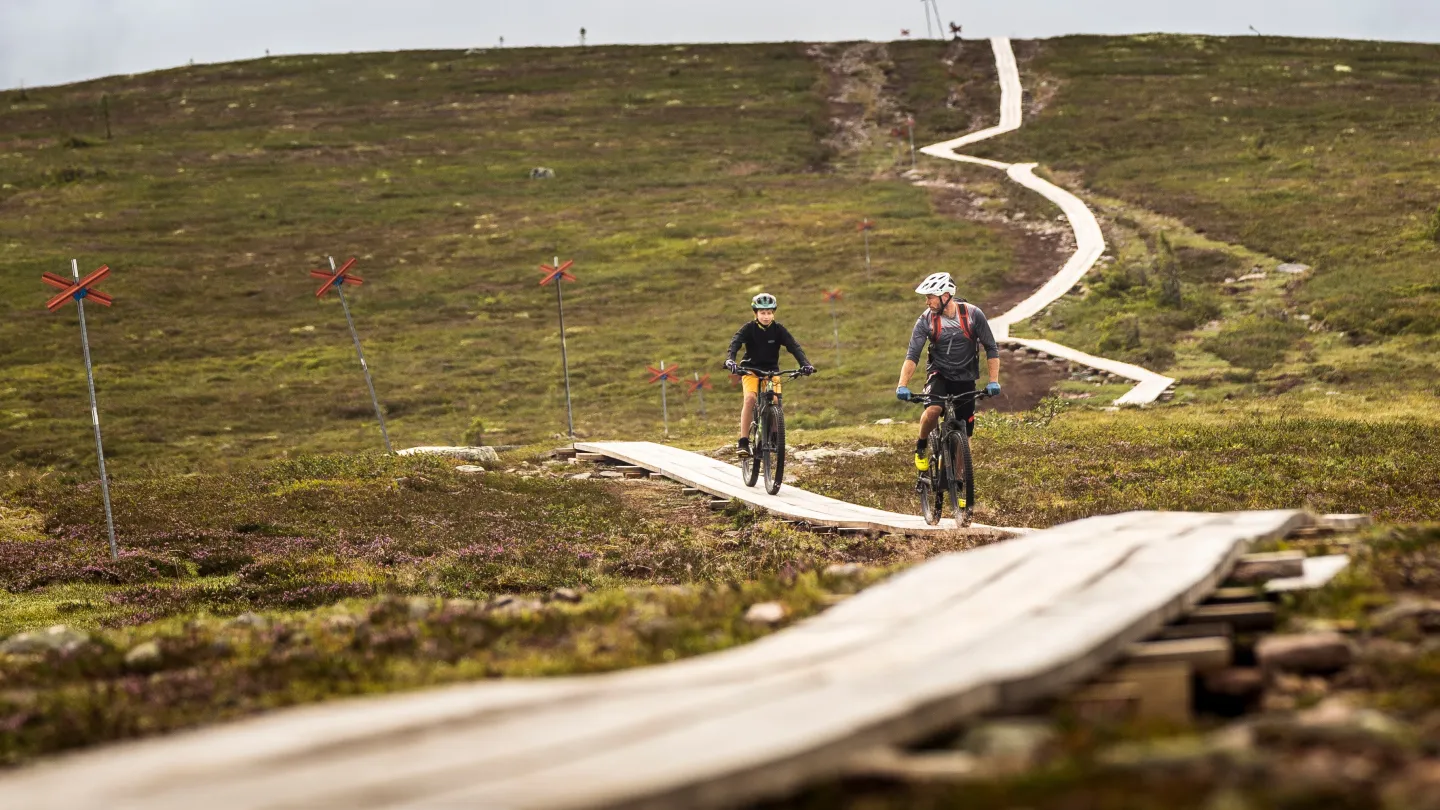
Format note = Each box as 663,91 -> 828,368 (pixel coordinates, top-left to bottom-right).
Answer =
955,35 -> 1440,399
0,42 -> 1034,469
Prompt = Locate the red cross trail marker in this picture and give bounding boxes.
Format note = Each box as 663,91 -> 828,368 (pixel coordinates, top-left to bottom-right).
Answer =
687,372 -> 712,419
823,289 -> 844,367
309,256 -> 392,454
42,260 -> 119,560
856,218 -> 875,279
539,257 -> 578,442
647,361 -> 681,437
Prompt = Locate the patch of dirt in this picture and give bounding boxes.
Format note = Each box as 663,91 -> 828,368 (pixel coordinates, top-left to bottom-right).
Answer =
806,42 -> 901,158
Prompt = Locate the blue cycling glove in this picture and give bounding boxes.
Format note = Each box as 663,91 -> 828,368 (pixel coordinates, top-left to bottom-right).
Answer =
896,386 -> 912,402
986,382 -> 1002,396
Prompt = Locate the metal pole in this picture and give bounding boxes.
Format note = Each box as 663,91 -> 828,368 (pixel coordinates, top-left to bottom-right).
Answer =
554,255 -> 575,442
330,256 -> 393,454
908,120 -> 917,169
921,0 -> 933,38
831,301 -> 842,368
71,259 -> 118,561
695,372 -> 706,419
660,361 -> 669,438
930,0 -> 944,39
863,227 -> 872,280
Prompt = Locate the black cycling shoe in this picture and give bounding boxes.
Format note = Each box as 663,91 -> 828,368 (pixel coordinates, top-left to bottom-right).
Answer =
737,438 -> 752,458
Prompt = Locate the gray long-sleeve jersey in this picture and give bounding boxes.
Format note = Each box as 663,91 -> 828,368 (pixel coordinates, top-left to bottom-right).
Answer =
905,303 -> 1000,381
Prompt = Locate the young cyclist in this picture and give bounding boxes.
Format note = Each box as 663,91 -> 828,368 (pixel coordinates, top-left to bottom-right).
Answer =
724,293 -> 815,457
894,272 -> 1001,475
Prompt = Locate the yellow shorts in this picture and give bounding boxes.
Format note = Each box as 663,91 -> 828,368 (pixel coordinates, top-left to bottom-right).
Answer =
741,375 -> 781,396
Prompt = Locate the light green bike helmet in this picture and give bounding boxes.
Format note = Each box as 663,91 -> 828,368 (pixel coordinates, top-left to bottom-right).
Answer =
751,292 -> 778,311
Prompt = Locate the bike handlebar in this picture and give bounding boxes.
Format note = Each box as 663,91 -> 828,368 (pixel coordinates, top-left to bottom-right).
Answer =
734,366 -> 810,379
907,390 -> 995,405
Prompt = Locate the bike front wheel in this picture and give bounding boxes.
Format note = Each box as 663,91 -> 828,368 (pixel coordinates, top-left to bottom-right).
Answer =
761,405 -> 786,495
741,416 -> 761,487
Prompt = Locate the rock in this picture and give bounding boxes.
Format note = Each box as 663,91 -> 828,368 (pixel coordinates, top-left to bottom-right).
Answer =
596,470 -> 624,479
490,597 -> 544,616
960,718 -> 1057,771
874,418 -> 894,425
1203,667 -> 1265,697
822,563 -> 866,580
568,472 -> 592,481
1383,759 -> 1440,810
744,601 -> 789,625
454,465 -> 485,473
1361,637 -> 1418,663
406,597 -> 435,619
1254,699 -> 1416,759
1257,632 -> 1355,674
529,166 -> 556,179
1236,271 -> 1267,282
550,588 -> 583,603
789,447 -> 887,464
123,640 -> 163,672
229,612 -> 268,629
0,625 -> 91,656
1371,598 -> 1440,634
398,446 -> 500,464
1276,263 -> 1312,274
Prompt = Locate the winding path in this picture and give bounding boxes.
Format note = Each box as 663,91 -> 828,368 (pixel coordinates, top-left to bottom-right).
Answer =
921,38 -> 1176,406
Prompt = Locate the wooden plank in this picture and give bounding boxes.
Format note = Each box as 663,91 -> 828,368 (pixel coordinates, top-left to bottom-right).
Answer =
1102,662 -> 1192,723
1125,637 -> 1231,671
1156,622 -> 1234,641
1183,602 -> 1277,631
1266,554 -> 1350,593
1230,550 -> 1305,584
1207,586 -> 1264,604
575,452 -> 608,462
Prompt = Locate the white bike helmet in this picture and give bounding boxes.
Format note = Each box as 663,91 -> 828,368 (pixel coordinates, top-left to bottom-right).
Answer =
914,272 -> 957,297
751,292 -> 778,311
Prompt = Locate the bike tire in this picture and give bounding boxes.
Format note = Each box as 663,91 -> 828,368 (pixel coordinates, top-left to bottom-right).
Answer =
741,415 -> 761,487
950,428 -> 975,527
919,435 -> 943,525
762,405 -> 786,495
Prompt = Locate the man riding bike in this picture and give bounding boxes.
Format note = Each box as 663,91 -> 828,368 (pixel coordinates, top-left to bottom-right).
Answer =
894,272 -> 1001,473
725,293 -> 815,458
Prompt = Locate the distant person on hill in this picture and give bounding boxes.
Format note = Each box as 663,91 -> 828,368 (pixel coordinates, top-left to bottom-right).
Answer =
894,272 -> 1001,473
725,293 -> 815,458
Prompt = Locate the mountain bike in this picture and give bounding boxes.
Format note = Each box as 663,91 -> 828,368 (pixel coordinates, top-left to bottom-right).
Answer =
737,367 -> 809,495
910,390 -> 994,527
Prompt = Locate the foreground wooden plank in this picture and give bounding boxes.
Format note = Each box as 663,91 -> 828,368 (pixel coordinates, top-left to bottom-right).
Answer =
0,510 -> 1308,810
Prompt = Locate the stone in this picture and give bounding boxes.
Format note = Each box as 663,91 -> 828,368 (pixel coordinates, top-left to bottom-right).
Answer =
596,470 -> 624,479
822,563 -> 866,580
490,597 -> 544,616
1203,667 -> 1265,697
1257,632 -> 1355,674
123,640 -> 163,672
744,601 -> 789,625
568,472 -> 592,481
1371,598 -> 1440,634
550,588 -> 583,603
398,446 -> 501,464
1236,271 -> 1267,282
229,612 -> 268,628
1361,637 -> 1418,663
454,465 -> 485,473
0,625 -> 91,656
1276,263 -> 1312,274
1383,759 -> 1440,810
1254,699 -> 1416,759
960,718 -> 1057,771
529,166 -> 556,179
873,418 -> 894,425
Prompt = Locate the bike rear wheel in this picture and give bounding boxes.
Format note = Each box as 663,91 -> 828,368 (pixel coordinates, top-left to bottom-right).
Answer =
741,416 -> 761,487
761,405 -> 786,495
948,428 -> 975,527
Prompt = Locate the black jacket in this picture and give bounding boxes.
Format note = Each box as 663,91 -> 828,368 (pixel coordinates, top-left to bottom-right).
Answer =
726,320 -> 810,371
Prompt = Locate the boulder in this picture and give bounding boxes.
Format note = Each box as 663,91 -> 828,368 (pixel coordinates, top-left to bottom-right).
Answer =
960,718 -> 1057,771
1,625 -> 91,656
1257,632 -> 1355,674
123,640 -> 163,672
744,602 -> 789,625
1371,598 -> 1440,634
398,446 -> 501,464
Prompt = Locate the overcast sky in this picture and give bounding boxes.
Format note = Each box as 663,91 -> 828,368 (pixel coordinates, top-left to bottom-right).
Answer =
3,0 -> 1438,90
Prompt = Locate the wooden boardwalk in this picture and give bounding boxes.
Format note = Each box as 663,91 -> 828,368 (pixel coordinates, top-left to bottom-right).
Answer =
0,509 -> 1312,810
920,37 -> 1176,406
574,441 -> 1017,537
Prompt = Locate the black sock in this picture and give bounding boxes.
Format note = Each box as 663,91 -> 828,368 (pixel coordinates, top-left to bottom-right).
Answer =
915,438 -> 927,455
739,437 -> 750,446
